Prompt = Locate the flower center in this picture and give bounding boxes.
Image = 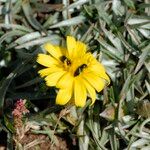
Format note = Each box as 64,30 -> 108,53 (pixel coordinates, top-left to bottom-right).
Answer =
60,56 -> 71,65
74,64 -> 87,76
60,56 -> 88,76
60,55 -> 71,71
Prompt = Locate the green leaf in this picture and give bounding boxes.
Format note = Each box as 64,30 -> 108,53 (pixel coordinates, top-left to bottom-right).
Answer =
134,44 -> 150,74
123,0 -> 135,9
43,12 -> 59,28
7,132 -> 14,150
112,0 -> 125,16
100,25 -> 123,52
109,129 -> 118,150
145,80 -> 150,95
97,37 -> 123,62
66,0 -> 89,10
96,2 -> 116,30
12,0 -> 22,14
15,32 -> 42,45
4,116 -> 14,133
0,24 -> 33,32
8,92 -> 54,100
0,30 -> 25,44
15,77 -> 42,89
0,52 -> 36,110
0,73 -> 17,109
22,0 -> 44,31
117,32 -> 139,56
15,35 -> 61,49
49,16 -> 86,28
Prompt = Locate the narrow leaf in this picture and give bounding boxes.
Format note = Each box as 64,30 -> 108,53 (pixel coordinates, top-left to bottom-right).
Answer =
49,16 -> 86,28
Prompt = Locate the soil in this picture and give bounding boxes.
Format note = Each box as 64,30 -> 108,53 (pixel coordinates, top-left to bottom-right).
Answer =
0,146 -> 6,150
19,132 -> 70,150
0,130 -> 75,150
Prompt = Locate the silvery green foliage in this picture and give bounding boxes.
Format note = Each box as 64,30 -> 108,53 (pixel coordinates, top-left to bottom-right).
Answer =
0,0 -> 149,149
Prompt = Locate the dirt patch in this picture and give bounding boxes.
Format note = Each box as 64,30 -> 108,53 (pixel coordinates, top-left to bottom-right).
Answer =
0,146 -> 6,150
20,132 -> 69,150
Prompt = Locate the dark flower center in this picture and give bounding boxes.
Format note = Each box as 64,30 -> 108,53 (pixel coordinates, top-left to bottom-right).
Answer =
74,64 -> 87,76
60,56 -> 71,65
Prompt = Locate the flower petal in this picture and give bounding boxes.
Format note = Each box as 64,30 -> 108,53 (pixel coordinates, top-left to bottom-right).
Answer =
74,77 -> 87,107
45,71 -> 66,86
37,54 -> 58,67
89,63 -> 110,84
43,43 -> 63,59
99,72 -> 110,84
38,67 -> 64,77
74,41 -> 87,58
83,73 -> 105,92
67,36 -> 76,58
90,63 -> 106,73
56,72 -> 74,88
56,88 -> 72,105
82,78 -> 96,105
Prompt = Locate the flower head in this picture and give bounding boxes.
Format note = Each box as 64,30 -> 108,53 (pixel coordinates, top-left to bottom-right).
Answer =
37,36 -> 110,107
12,99 -> 29,118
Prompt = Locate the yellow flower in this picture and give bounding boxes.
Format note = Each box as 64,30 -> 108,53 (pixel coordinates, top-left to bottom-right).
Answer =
37,36 -> 110,107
